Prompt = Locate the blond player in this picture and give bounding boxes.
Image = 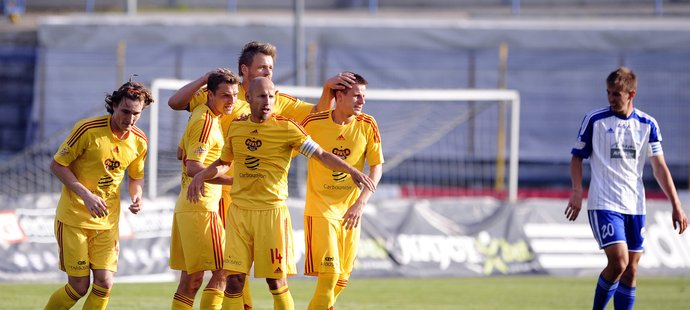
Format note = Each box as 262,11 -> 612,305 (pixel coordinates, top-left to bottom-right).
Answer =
169,69 -> 240,310
300,72 -> 383,309
44,81 -> 153,310
187,77 -> 375,310
167,41 -> 355,309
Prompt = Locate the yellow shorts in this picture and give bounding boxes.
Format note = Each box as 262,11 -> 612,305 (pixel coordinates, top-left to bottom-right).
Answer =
169,211 -> 225,274
304,215 -> 360,276
224,204 -> 296,279
219,189 -> 231,228
54,220 -> 119,277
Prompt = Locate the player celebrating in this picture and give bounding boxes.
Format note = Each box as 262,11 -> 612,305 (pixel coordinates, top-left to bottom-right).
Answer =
169,69 -> 240,310
187,77 -> 376,310
566,66 -> 688,310
44,80 -> 153,309
300,72 -> 383,309
167,40 -> 355,309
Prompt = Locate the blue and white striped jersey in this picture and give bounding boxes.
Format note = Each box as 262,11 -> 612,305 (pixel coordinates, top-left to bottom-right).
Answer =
571,107 -> 663,215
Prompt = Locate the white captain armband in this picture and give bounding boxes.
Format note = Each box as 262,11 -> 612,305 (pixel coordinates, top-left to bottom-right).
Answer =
649,141 -> 663,156
299,136 -> 319,158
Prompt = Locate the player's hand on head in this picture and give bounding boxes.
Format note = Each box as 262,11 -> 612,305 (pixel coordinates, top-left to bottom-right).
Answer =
326,72 -> 355,90
129,196 -> 142,214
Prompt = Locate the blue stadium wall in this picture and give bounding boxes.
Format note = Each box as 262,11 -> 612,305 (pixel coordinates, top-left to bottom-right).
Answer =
31,14 -> 690,188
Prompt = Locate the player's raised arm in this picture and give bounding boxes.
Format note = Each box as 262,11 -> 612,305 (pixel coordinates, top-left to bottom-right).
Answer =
168,70 -> 214,111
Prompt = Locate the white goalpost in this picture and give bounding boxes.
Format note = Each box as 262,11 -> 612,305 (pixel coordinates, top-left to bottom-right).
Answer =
148,78 -> 521,202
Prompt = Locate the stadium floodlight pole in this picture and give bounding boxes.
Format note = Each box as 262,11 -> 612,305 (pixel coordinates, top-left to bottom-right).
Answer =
369,0 -> 378,15
227,0 -> 237,13
126,0 -> 137,15
294,0 -> 306,86
512,0 -> 520,16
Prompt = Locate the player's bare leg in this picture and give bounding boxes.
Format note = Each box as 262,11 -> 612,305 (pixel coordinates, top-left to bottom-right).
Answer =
266,278 -> 293,310
222,273 -> 247,310
613,251 -> 642,310
172,271 -> 204,309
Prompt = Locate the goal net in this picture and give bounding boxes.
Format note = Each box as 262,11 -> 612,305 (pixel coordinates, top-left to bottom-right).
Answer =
147,79 -> 521,202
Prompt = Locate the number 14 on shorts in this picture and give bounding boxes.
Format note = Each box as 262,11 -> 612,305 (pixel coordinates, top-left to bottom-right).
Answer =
270,248 -> 283,264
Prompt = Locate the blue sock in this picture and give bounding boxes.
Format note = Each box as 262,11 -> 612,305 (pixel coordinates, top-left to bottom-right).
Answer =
593,274 -> 618,310
613,283 -> 636,310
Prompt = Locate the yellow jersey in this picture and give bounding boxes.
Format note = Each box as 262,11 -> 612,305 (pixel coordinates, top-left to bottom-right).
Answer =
188,85 -> 315,193
221,114 -> 312,210
176,104 -> 224,212
53,115 -> 147,229
300,110 -> 384,219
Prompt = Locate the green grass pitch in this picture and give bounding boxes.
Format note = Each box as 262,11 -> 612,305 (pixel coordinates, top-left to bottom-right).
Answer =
1,276 -> 688,309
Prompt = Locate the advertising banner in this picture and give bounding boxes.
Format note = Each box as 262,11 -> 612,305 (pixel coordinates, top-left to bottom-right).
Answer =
2,195 -> 689,282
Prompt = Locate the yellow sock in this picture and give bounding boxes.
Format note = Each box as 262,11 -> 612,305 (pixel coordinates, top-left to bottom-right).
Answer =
270,286 -> 294,310
83,283 -> 110,310
45,283 -> 83,310
172,293 -> 194,310
308,274 -> 338,310
200,288 -> 224,310
242,278 -> 253,310
333,278 -> 349,300
222,290 -> 244,310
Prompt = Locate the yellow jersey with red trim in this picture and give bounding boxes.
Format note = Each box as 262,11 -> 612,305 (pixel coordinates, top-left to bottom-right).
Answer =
300,110 -> 384,219
53,115 -> 147,229
176,104 -> 224,212
220,114 -> 312,210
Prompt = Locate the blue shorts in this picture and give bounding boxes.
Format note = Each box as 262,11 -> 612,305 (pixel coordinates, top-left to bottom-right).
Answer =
587,210 -> 645,252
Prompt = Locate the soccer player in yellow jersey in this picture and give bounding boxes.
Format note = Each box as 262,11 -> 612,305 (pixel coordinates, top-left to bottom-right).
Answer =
167,40 -> 355,309
187,77 -> 376,310
44,81 -> 153,310
300,72 -> 383,310
169,69 -> 241,310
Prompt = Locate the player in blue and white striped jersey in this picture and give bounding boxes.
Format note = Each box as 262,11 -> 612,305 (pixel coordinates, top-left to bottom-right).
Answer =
565,67 -> 688,310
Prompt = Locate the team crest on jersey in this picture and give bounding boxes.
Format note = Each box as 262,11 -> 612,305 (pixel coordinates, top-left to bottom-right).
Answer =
245,138 -> 262,151
332,147 -> 351,160
244,156 -> 259,170
194,146 -> 207,156
104,158 -> 121,171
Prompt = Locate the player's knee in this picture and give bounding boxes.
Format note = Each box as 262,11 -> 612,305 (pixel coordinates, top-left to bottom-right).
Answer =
92,275 -> 114,290
607,259 -> 627,276
266,277 -> 287,290
68,276 -> 91,296
226,273 -> 246,293
181,272 -> 205,294
71,282 -> 90,296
